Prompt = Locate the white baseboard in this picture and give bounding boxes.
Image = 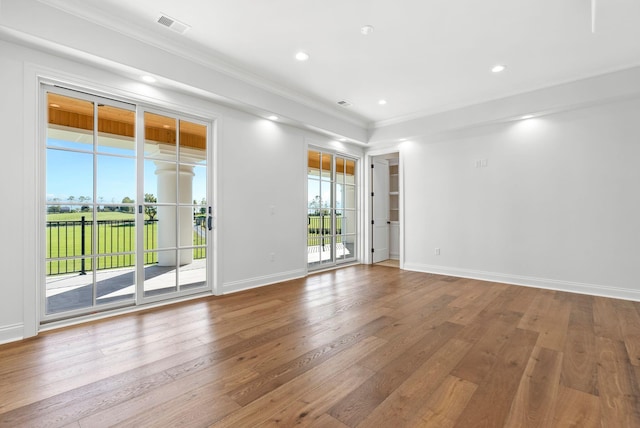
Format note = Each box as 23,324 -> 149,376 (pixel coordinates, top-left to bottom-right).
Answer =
0,323 -> 24,345
403,263 -> 640,302
223,269 -> 307,294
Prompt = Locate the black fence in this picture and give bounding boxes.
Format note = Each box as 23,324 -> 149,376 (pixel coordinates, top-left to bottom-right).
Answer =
46,217 -> 206,275
307,215 -> 342,235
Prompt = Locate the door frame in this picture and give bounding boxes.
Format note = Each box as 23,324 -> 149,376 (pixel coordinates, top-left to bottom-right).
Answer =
33,75 -> 220,332
306,145 -> 360,271
365,148 -> 403,267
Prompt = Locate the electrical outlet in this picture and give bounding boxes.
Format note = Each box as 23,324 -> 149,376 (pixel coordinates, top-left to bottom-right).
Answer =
435,248 -> 440,255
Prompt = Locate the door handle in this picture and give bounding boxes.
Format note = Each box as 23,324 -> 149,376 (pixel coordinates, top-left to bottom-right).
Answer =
207,216 -> 212,231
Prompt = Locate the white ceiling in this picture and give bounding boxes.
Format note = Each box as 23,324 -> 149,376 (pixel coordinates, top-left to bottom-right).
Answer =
40,0 -> 640,127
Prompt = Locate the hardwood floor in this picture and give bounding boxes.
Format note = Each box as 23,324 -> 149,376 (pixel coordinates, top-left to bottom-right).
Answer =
374,259 -> 400,268
1,265 -> 639,427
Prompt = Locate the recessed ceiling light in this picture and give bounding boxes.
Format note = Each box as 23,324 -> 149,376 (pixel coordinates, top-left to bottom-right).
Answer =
361,25 -> 375,35
378,99 -> 387,105
491,64 -> 507,73
295,51 -> 309,61
268,115 -> 279,121
338,138 -> 347,142
141,75 -> 157,83
520,114 -> 534,120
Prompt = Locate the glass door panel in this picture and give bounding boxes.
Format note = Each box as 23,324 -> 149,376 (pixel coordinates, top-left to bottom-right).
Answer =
321,153 -> 332,181
97,104 -> 135,155
177,120 -> 207,291
43,86 -> 212,321
144,251 -> 177,296
307,151 -> 328,268
144,112 -> 177,158
96,257 -> 135,306
179,120 -> 207,164
45,90 -> 136,318
142,112 -> 177,298
96,155 -> 136,203
307,150 -> 357,270
320,223 -> 334,267
140,113 -> 208,300
341,158 -> 357,262
93,97 -> 136,308
307,208 -> 321,266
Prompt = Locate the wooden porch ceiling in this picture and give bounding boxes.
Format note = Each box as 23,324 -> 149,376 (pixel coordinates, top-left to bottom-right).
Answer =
47,93 -> 206,150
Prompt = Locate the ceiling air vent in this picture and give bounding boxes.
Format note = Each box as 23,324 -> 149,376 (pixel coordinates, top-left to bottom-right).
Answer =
337,100 -> 352,108
157,14 -> 190,34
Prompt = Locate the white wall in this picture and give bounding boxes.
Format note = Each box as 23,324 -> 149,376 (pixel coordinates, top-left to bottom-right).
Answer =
401,97 -> 640,300
0,41 -> 27,342
0,38 -> 363,343
219,112 -> 308,292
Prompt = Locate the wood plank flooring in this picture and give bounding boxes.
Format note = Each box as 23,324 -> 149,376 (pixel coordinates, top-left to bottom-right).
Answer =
1,265 -> 640,427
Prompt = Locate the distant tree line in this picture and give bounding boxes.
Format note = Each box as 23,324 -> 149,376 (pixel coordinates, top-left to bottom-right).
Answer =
47,195 -> 137,214
47,194 -> 207,218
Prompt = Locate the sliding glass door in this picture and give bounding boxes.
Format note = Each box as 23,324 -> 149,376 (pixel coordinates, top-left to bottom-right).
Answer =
307,149 -> 357,269
139,111 -> 209,302
43,86 -> 212,321
45,89 -> 137,316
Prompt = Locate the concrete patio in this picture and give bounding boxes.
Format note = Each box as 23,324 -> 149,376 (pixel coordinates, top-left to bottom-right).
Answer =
46,259 -> 207,314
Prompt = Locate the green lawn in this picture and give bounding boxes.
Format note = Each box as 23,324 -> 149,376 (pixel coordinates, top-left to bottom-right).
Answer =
307,216 -> 345,245
46,213 -> 349,274
46,212 -> 206,275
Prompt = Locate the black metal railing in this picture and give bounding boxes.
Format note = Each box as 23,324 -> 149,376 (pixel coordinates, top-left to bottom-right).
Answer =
46,218 -> 206,275
307,215 -> 342,235
193,216 -> 207,260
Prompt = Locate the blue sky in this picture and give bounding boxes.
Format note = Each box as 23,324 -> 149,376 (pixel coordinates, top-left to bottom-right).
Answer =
46,139 -> 207,206
307,179 -> 349,210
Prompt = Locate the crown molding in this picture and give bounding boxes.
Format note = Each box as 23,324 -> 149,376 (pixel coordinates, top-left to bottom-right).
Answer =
370,61 -> 640,131
36,0 -> 369,129
368,63 -> 640,145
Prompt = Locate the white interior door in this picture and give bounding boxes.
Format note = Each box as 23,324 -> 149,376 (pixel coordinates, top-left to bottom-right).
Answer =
372,158 -> 389,263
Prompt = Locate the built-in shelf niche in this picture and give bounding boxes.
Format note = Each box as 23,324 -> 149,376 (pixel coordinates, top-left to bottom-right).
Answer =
389,160 -> 399,222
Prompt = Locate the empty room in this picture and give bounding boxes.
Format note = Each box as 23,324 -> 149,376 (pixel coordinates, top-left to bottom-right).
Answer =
1,0 -> 639,426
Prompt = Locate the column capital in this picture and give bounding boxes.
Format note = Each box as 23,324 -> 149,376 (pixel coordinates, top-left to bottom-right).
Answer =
154,162 -> 195,176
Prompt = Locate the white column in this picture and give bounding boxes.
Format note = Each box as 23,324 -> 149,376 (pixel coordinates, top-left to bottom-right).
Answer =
155,162 -> 195,266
